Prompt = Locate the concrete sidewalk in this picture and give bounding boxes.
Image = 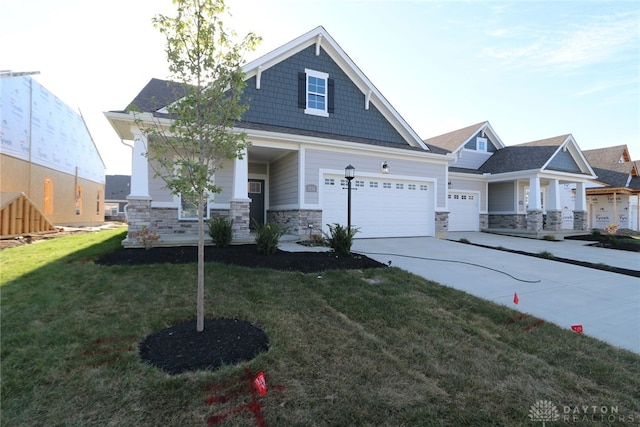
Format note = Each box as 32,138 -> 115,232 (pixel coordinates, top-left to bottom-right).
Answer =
343,235 -> 640,354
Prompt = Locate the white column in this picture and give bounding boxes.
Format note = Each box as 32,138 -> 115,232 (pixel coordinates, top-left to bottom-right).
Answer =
528,176 -> 541,210
574,182 -> 586,211
232,150 -> 249,200
547,179 -> 560,210
129,130 -> 150,199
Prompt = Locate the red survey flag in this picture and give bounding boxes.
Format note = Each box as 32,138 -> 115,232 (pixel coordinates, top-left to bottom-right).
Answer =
571,325 -> 583,334
254,371 -> 267,396
513,292 -> 519,305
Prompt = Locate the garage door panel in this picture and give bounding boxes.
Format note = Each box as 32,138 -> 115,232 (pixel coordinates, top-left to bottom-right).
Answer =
448,192 -> 479,231
322,175 -> 433,238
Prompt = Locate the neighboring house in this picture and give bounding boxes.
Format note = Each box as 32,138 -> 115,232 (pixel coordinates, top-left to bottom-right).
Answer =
106,26 -> 455,246
425,122 -> 597,232
582,145 -> 639,230
1,74 -> 105,238
104,175 -> 131,220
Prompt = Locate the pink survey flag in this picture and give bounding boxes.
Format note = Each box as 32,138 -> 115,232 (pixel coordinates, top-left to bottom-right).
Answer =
254,371 -> 267,396
571,325 -> 583,334
513,292 -> 519,305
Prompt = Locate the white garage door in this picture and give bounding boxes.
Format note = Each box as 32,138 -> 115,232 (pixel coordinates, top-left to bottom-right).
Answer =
448,192 -> 479,231
321,174 -> 434,238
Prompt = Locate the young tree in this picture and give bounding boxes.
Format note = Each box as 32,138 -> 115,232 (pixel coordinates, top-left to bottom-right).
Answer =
137,0 -> 260,332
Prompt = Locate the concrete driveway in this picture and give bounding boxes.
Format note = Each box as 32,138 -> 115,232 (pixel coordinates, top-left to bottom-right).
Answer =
350,233 -> 640,354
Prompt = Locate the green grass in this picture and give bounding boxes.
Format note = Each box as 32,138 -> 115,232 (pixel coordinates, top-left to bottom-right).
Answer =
2,229 -> 639,426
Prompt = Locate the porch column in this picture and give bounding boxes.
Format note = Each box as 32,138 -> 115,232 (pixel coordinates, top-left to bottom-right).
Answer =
129,130 -> 150,198
527,175 -> 543,232
545,179 -> 562,231
573,182 -> 587,230
125,129 -> 152,246
230,151 -> 251,240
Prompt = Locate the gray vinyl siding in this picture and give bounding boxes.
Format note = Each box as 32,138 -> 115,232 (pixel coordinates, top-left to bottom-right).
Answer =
270,152 -> 299,206
547,149 -> 581,173
304,148 -> 447,207
148,160 -> 172,202
488,181 -> 515,212
249,162 -> 268,175
212,163 -> 233,203
241,45 -> 407,145
454,150 -> 493,170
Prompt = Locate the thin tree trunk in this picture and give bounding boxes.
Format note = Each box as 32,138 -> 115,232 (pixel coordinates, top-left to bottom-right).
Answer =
196,190 -> 205,332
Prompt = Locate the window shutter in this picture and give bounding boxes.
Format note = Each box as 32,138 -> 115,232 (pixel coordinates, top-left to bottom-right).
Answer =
298,72 -> 306,108
327,78 -> 335,113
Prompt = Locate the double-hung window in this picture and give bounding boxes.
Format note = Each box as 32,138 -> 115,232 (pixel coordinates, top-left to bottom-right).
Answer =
299,69 -> 334,117
179,191 -> 210,220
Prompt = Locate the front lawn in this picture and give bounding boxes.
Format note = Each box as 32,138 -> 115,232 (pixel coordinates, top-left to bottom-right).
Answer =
1,229 -> 639,426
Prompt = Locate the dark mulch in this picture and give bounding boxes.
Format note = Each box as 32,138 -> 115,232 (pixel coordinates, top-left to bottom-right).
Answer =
139,318 -> 269,375
564,234 -> 640,252
96,244 -> 384,375
95,244 -> 385,272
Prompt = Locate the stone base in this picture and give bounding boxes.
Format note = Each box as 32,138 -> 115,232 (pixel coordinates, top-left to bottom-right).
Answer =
573,210 -> 588,231
435,211 -> 449,238
230,200 -> 251,241
544,210 -> 562,231
526,209 -> 544,232
267,209 -> 322,237
488,214 -> 527,229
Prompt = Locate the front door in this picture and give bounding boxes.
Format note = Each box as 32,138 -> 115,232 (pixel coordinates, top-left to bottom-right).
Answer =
248,179 -> 265,230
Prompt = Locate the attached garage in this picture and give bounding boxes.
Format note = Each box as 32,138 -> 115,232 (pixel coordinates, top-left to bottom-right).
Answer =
448,191 -> 479,231
321,174 -> 434,238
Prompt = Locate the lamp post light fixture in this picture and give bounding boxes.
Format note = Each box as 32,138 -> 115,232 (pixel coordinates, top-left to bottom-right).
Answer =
345,164 -> 355,230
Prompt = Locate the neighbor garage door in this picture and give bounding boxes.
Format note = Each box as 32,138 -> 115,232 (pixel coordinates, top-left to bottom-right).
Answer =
448,192 -> 479,231
321,174 -> 434,238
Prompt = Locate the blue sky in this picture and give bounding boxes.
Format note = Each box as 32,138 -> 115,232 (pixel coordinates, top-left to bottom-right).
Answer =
2,0 -> 638,174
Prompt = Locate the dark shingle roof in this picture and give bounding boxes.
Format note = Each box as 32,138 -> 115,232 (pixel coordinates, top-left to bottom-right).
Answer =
120,78 -> 190,113
583,145 -> 637,188
478,135 -> 569,174
105,175 -> 131,200
423,122 -> 486,153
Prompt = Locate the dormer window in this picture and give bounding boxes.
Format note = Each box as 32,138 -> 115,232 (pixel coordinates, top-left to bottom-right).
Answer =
476,137 -> 487,152
298,69 -> 334,116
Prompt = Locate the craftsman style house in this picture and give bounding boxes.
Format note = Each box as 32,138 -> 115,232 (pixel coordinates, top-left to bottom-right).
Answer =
105,27 -> 614,247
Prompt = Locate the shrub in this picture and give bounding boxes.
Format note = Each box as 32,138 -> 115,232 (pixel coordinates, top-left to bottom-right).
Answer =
542,234 -> 557,241
207,216 -> 233,247
538,250 -> 554,259
130,226 -> 159,250
324,223 -> 359,256
310,234 -> 325,245
458,238 -> 470,244
591,229 -> 602,238
254,221 -> 286,255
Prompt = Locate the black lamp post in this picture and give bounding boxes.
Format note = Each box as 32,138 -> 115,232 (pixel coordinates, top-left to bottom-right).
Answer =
345,164 -> 355,230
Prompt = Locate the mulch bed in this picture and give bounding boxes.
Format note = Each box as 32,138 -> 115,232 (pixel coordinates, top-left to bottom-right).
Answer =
96,245 -> 385,375
95,244 -> 385,272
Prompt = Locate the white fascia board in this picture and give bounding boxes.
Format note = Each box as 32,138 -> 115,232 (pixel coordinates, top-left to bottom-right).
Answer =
241,127 -> 453,163
541,135 -> 597,178
448,171 -> 487,182
481,122 -> 506,149
241,26 -> 428,151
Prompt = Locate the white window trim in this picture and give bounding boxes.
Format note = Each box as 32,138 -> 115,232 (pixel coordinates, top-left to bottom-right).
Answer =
476,137 -> 488,152
304,68 -> 329,117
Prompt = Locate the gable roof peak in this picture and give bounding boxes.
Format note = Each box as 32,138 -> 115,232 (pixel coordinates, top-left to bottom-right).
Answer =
423,121 -> 505,153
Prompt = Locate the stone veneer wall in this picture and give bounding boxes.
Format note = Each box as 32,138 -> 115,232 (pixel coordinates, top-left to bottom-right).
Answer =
479,214 -> 489,230
544,210 -> 563,231
141,207 -> 231,238
267,209 -> 322,236
435,212 -> 448,235
488,214 -> 527,229
125,198 -> 151,238
230,200 -> 251,240
526,209 -> 544,232
573,210 -> 588,231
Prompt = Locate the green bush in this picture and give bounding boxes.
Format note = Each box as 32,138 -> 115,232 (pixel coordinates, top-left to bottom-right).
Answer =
254,221 -> 286,255
324,223 -> 359,256
207,216 -> 233,247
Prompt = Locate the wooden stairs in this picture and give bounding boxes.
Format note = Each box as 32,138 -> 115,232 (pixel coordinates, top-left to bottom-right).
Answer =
0,192 -> 56,239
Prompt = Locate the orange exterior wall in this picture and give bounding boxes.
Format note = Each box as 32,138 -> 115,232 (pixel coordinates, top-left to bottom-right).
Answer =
1,154 -> 104,227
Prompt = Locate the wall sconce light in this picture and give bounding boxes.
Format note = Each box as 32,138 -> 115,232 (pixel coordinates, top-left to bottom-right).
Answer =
448,181 -> 452,189
381,161 -> 389,174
